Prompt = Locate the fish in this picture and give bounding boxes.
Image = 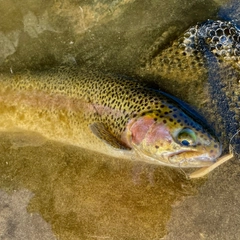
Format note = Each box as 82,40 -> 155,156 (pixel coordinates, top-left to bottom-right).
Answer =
0,66 -> 221,168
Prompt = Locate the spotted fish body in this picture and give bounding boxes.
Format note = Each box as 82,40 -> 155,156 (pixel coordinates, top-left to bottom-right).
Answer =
0,66 -> 221,167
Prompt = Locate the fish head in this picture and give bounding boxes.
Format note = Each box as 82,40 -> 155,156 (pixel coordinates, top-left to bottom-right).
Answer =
122,110 -> 222,168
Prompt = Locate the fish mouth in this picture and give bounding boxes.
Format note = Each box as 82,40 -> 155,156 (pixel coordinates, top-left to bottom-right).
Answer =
134,146 -> 217,168
165,150 -> 216,168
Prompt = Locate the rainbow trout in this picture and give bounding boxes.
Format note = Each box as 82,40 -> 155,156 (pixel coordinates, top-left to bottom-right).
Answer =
0,67 -> 221,167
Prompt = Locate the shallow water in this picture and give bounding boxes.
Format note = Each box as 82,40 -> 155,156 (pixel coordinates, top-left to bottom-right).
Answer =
0,0 -> 239,239
0,131 -> 203,239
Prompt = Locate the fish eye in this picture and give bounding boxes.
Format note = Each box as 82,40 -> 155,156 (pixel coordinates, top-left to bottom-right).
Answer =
176,128 -> 197,146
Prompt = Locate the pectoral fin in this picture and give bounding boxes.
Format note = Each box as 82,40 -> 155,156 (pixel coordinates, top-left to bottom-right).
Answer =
90,122 -> 130,150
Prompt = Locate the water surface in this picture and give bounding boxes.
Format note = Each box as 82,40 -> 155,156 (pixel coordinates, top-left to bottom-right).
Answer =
0,0 -> 239,239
